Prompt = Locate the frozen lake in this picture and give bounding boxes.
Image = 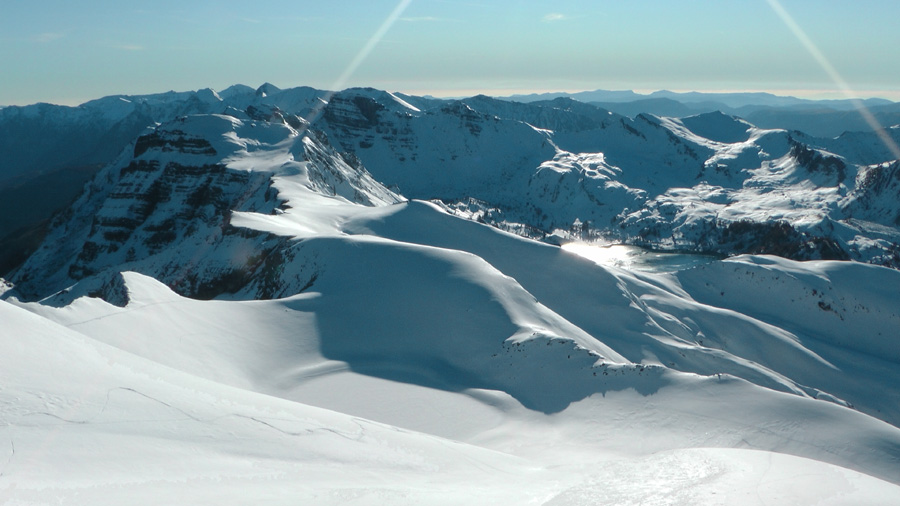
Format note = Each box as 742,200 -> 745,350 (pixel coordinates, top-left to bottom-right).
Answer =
562,243 -> 719,273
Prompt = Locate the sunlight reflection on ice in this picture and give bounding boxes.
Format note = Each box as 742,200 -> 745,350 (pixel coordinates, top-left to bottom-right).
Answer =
561,243 -> 718,273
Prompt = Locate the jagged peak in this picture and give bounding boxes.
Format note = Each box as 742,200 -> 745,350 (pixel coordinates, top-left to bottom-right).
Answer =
256,82 -> 282,97
333,87 -> 424,114
218,84 -> 256,99
194,88 -> 222,103
440,100 -> 480,115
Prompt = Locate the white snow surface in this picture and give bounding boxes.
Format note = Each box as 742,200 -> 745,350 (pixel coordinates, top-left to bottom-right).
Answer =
5,84 -> 900,266
4,91 -> 900,503
6,266 -> 900,504
6,186 -> 900,504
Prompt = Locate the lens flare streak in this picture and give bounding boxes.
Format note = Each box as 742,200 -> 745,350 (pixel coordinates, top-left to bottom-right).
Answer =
764,0 -> 900,159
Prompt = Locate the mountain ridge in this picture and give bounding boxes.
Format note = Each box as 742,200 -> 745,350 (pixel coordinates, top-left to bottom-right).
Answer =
3,83 -> 900,277
3,83 -> 900,502
504,87 -> 895,109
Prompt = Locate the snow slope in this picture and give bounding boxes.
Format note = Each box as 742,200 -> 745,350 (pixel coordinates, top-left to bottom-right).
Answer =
304,90 -> 900,267
10,113 -> 400,300
7,280 -> 900,504
1,297 -> 560,505
6,265 -> 900,503
4,85 -> 900,273
4,88 -> 900,503
339,201 -> 900,426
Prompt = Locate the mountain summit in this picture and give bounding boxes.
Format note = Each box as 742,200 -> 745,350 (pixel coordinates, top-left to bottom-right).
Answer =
3,84 -> 898,277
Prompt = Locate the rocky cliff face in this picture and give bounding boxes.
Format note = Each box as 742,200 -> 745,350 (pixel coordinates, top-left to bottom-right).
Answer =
844,161 -> 900,225
11,111 -> 401,301
5,84 -> 900,280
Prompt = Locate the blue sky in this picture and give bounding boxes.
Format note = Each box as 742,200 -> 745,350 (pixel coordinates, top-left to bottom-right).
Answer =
3,0 -> 900,105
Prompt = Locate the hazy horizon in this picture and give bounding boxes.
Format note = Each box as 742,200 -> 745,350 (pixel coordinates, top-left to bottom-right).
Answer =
4,1 -> 900,107
4,84 -> 899,109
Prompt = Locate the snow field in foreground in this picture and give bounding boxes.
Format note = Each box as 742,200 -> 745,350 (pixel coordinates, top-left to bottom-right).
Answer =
5,260 -> 900,504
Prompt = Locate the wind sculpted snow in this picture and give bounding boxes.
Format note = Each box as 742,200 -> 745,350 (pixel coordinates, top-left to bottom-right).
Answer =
4,85 -> 900,503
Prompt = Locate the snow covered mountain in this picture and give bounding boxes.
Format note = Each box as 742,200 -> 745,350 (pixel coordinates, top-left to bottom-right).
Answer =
3,84 -> 900,503
304,91 -> 900,268
11,111 -> 400,300
4,84 -> 900,272
507,88 -> 900,137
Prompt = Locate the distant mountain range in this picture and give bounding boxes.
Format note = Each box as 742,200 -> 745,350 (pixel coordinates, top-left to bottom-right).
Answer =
506,87 -> 893,109
505,89 -> 900,137
2,84 -> 899,276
